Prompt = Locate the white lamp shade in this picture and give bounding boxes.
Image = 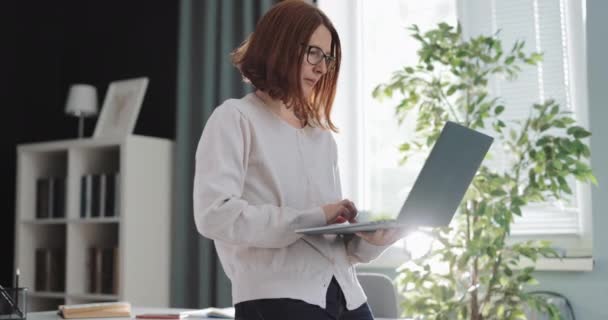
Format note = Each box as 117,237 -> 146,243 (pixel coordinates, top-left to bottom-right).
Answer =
65,84 -> 98,116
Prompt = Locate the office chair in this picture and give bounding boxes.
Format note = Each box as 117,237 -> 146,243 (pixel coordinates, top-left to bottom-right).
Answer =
525,291 -> 576,320
357,272 -> 399,318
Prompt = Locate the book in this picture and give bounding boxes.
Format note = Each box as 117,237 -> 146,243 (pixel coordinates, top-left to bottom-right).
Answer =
81,174 -> 93,218
99,173 -> 107,218
181,308 -> 235,319
80,175 -> 86,218
104,173 -> 116,217
35,248 -> 66,292
35,248 -> 47,291
114,172 -> 121,217
48,248 -> 65,292
36,178 -> 50,219
113,247 -> 120,294
87,247 -> 103,294
135,314 -> 186,320
101,248 -> 115,294
58,302 -> 131,319
87,247 -> 118,294
91,174 -> 101,218
87,247 -> 95,293
51,177 -> 66,218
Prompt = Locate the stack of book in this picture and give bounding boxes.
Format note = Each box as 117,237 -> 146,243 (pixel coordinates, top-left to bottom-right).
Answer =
58,302 -> 131,319
180,308 -> 235,319
135,314 -> 186,320
80,172 -> 120,218
135,308 -> 235,320
36,176 -> 66,219
35,248 -> 65,292
87,247 -> 119,295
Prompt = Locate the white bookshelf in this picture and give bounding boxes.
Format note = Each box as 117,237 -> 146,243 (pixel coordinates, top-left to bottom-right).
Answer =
14,135 -> 173,311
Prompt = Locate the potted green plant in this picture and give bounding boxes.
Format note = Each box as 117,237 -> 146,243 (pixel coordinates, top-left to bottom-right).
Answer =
373,23 -> 596,320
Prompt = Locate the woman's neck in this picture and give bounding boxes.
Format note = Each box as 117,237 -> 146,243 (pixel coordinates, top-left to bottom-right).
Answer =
255,90 -> 286,110
255,90 -> 304,128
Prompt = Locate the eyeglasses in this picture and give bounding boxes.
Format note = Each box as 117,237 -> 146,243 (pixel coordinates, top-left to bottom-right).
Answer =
301,44 -> 336,70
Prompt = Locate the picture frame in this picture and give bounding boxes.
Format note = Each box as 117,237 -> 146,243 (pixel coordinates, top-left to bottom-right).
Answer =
93,77 -> 149,138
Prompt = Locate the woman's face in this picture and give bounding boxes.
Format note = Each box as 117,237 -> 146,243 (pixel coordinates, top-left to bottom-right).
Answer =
300,25 -> 333,97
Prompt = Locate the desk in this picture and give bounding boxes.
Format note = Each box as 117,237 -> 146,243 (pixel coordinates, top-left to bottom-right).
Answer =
28,307 -> 406,320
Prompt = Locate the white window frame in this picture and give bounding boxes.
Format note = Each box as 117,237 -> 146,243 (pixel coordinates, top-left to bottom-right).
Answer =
320,0 -> 592,268
321,0 -> 412,267
458,0 -> 592,258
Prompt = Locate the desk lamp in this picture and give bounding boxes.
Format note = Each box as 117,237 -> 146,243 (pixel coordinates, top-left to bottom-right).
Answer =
65,84 -> 98,138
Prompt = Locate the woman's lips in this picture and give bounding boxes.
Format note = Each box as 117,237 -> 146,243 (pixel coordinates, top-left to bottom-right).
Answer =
305,78 -> 316,86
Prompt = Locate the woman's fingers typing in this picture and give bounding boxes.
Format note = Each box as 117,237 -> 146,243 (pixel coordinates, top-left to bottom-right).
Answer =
322,199 -> 358,224
340,200 -> 358,222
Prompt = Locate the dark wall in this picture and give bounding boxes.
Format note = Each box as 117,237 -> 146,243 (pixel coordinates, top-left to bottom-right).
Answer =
0,0 -> 179,287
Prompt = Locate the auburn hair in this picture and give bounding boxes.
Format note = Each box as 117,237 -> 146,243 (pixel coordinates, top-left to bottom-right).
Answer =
232,0 -> 341,132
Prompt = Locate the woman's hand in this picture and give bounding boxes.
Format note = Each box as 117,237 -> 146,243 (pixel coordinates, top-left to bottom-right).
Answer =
322,199 -> 358,224
355,228 -> 406,246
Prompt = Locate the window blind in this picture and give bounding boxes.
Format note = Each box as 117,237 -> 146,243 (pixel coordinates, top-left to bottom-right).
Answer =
459,0 -> 584,235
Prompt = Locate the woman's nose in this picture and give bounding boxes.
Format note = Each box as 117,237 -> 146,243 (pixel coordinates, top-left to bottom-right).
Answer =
314,60 -> 328,74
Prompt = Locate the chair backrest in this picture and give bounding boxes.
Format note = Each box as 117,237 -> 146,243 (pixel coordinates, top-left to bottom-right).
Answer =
357,272 -> 399,318
525,291 -> 575,320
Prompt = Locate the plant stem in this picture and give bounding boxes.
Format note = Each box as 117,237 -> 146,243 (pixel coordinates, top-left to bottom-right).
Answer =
466,203 -> 481,320
436,82 -> 462,123
473,212 -> 483,320
513,117 -> 532,182
465,88 -> 470,126
481,253 -> 502,310
472,256 -> 480,320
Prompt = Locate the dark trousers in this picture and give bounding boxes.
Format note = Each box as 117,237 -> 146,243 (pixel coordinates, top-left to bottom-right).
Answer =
235,277 -> 374,320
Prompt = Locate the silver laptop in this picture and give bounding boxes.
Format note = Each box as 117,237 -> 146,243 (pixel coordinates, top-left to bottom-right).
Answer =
295,121 -> 494,235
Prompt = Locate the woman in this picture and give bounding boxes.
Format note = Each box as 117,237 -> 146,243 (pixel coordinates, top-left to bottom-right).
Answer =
193,1 -> 403,319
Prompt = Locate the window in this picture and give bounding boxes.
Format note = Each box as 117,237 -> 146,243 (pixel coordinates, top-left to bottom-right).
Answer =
319,0 -> 458,266
458,0 -> 590,256
320,0 -> 590,264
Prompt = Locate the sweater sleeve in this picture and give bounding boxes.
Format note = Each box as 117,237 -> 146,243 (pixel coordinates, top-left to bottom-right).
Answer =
345,236 -> 391,264
193,104 -> 326,248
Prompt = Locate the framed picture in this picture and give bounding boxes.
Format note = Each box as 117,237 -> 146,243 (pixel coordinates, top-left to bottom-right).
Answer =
93,77 -> 149,138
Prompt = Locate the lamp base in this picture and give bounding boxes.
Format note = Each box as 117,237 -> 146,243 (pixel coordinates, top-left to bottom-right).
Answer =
78,115 -> 85,138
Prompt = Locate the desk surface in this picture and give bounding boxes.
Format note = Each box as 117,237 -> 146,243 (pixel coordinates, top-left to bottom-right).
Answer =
28,307 -> 405,320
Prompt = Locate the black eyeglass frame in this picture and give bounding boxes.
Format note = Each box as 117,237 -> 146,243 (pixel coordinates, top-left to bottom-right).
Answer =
300,43 -> 336,69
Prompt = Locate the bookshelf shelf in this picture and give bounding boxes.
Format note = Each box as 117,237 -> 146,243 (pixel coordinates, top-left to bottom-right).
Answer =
14,135 -> 173,312
21,218 -> 122,225
21,219 -> 70,225
67,293 -> 120,301
29,292 -> 67,299
69,217 -> 121,224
